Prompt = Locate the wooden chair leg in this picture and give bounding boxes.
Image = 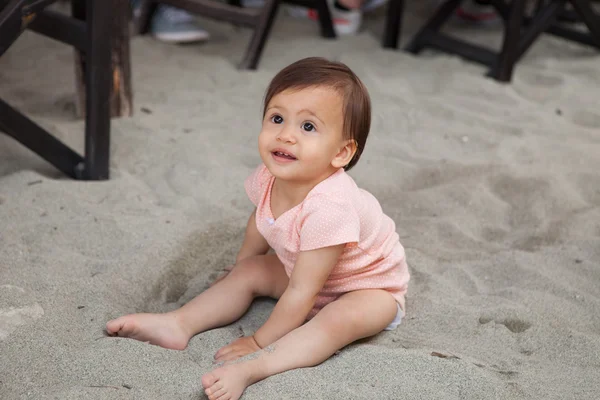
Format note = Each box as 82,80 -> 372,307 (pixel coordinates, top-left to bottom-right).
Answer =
0,0 -> 26,57
487,0 -> 510,21
239,0 -> 280,70
569,0 -> 600,46
490,0 -> 526,82
517,0 -> 564,56
73,0 -> 112,180
0,0 -> 57,57
0,98 -> 85,178
137,0 -> 158,35
405,0 -> 462,54
382,0 -> 404,49
315,0 -> 335,38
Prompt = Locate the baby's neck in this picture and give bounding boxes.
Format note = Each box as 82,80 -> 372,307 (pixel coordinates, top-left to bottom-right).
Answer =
273,179 -> 315,207
272,168 -> 339,210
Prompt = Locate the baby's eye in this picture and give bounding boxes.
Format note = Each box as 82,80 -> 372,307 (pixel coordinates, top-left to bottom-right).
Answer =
271,115 -> 283,124
302,122 -> 315,132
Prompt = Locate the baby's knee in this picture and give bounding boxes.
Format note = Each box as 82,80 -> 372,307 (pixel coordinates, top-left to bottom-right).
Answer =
228,258 -> 255,279
229,256 -> 269,285
229,255 -> 286,298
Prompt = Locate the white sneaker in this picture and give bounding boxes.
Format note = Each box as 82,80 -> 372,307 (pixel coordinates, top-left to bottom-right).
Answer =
330,7 -> 362,36
151,5 -> 210,43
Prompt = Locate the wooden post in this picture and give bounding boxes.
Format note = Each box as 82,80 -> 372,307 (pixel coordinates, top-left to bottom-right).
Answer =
73,0 -> 133,119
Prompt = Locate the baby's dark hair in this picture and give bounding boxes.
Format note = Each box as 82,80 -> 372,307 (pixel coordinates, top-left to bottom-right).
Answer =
263,57 -> 371,171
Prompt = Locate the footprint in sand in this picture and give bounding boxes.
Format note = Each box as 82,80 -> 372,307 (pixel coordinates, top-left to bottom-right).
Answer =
488,174 -> 562,251
479,315 -> 531,333
520,71 -> 564,88
0,285 -> 44,341
571,110 -> 600,130
146,222 -> 243,308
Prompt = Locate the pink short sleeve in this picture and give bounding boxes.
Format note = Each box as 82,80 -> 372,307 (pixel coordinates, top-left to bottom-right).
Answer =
244,164 -> 271,206
299,194 -> 360,252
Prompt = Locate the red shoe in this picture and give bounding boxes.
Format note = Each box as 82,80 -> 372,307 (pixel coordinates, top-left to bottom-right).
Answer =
455,1 -> 500,24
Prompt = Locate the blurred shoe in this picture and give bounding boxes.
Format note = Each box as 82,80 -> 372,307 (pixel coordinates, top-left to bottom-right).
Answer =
286,0 -> 388,35
455,0 -> 500,24
330,5 -> 362,36
151,5 -> 210,43
130,0 -> 210,43
241,0 -> 387,35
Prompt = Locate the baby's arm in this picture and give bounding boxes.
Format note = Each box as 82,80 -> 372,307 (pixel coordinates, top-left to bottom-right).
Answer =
211,210 -> 269,287
252,244 -> 345,348
235,209 -> 270,263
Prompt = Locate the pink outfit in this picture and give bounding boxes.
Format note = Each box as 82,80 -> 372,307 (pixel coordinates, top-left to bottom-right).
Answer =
245,164 -> 410,319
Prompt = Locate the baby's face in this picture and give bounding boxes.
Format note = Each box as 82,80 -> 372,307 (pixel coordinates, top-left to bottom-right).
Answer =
259,86 -> 350,184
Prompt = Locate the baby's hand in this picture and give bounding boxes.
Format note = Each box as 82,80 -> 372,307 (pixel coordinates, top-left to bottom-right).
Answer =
213,336 -> 261,363
210,264 -> 235,287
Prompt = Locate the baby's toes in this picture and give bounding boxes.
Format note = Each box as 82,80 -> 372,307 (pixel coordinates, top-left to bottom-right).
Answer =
202,372 -> 221,392
216,392 -> 232,400
201,372 -> 219,389
208,386 -> 228,400
105,317 -> 125,335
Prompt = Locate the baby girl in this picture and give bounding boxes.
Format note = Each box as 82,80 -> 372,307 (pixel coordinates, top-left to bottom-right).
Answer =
106,57 -> 410,400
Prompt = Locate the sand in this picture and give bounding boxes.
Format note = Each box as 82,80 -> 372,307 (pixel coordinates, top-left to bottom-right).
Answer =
1,4 -> 599,399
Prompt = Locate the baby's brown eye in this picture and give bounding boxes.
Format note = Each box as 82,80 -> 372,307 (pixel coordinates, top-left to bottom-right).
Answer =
302,122 -> 315,132
271,115 -> 283,124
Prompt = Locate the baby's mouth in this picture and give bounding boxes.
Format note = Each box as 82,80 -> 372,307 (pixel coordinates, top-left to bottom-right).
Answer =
272,151 -> 297,160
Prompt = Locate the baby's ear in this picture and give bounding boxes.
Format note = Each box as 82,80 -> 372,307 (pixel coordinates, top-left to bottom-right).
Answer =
332,139 -> 357,169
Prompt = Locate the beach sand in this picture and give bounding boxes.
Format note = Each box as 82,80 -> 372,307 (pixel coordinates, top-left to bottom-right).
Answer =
1,4 -> 599,399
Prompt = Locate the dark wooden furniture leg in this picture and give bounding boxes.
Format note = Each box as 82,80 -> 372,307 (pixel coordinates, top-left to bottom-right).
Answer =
0,0 -> 57,56
405,0 -> 462,54
382,0 -> 404,49
0,99 -> 86,178
491,0 -> 526,82
239,0 -> 280,69
132,0 -> 335,69
109,0 -> 134,118
314,0 -> 335,38
0,0 -> 121,180
568,0 -> 600,45
516,0 -> 565,58
238,0 -> 335,68
403,0 -> 599,83
0,0 -> 87,179
74,0 -> 132,119
82,0 -> 112,179
137,0 -> 158,34
71,0 -> 112,179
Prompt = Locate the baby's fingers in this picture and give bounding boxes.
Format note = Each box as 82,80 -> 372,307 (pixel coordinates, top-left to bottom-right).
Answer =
214,343 -> 237,360
215,349 -> 244,363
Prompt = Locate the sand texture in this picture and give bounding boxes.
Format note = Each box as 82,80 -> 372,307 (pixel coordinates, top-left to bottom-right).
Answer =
1,4 -> 599,399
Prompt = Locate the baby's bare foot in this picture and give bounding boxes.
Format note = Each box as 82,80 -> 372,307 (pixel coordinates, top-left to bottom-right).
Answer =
105,312 -> 190,350
202,364 -> 255,400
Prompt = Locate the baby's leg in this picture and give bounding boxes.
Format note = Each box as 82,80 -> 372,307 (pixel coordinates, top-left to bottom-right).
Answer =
202,289 -> 397,400
106,254 -> 289,350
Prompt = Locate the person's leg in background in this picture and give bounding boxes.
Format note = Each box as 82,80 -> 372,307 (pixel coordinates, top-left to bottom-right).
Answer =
285,0 -> 500,36
284,0 -> 387,36
130,0 -> 210,43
